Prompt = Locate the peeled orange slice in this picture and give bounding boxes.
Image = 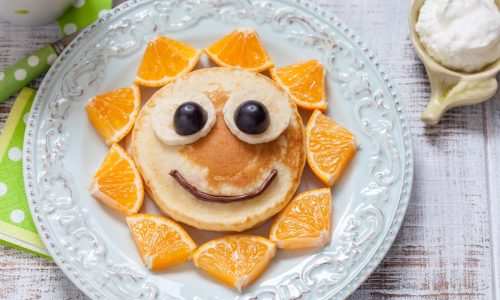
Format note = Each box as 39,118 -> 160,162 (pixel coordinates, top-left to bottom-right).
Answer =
89,144 -> 144,215
306,110 -> 356,186
205,28 -> 274,72
135,36 -> 202,87
86,85 -> 140,145
193,235 -> 276,291
271,59 -> 327,111
270,188 -> 332,249
126,213 -> 197,270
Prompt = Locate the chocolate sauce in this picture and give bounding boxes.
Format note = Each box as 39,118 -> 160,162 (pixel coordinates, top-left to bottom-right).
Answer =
169,169 -> 278,203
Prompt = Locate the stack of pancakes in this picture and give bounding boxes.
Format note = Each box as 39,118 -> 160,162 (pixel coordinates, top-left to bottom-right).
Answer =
131,68 -> 305,232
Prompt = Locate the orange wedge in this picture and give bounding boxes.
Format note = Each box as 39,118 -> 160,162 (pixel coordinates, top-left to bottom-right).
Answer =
89,144 -> 144,215
86,85 -> 140,145
126,213 -> 197,270
135,36 -> 202,87
270,188 -> 332,249
270,59 -> 327,111
193,235 -> 276,291
205,28 -> 274,72
306,110 -> 356,186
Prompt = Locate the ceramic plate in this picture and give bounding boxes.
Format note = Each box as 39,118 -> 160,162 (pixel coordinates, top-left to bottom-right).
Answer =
24,0 -> 413,299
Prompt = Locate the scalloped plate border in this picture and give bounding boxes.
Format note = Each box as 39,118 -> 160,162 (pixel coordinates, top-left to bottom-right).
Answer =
23,0 -> 414,299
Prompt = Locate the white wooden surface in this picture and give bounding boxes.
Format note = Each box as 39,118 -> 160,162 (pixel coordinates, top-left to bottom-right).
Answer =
1,0 -> 499,299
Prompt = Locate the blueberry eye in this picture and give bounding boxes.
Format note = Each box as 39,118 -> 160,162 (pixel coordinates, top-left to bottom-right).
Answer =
174,102 -> 207,136
234,100 -> 270,134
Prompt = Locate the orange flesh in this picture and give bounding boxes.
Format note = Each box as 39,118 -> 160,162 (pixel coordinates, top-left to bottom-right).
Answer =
307,110 -> 356,186
271,59 -> 326,110
90,144 -> 143,214
127,214 -> 197,270
135,36 -> 201,86
193,235 -> 276,290
205,29 -> 273,71
271,188 -> 332,248
86,86 -> 139,145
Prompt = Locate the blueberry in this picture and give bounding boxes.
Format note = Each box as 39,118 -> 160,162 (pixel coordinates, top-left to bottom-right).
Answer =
174,102 -> 207,136
234,100 -> 270,134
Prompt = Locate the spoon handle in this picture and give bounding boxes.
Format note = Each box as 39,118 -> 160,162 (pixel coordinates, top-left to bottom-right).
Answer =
0,45 -> 58,103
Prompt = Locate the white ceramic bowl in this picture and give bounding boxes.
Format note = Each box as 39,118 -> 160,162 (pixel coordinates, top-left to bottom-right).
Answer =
409,0 -> 500,125
0,0 -> 76,26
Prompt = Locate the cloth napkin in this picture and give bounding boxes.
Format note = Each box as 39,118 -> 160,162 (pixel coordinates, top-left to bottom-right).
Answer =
0,0 -> 111,257
0,88 -> 48,257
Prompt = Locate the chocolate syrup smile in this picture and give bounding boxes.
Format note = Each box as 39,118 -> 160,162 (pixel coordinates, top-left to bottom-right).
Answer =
169,169 -> 278,203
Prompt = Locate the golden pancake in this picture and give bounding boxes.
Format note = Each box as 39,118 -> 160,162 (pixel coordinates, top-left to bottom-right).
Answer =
131,67 -> 305,232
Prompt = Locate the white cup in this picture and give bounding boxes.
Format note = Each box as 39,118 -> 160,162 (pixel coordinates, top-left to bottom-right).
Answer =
0,0 -> 77,26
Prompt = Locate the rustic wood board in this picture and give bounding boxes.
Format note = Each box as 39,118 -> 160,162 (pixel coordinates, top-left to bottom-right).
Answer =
1,0 -> 499,299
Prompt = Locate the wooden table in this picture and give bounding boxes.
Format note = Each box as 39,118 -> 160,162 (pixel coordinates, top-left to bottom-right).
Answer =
1,0 -> 499,299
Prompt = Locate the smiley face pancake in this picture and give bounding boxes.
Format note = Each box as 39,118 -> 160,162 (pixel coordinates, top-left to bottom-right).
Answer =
131,67 -> 305,232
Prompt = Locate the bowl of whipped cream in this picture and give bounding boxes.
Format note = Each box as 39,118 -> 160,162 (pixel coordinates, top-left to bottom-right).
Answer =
409,0 -> 500,124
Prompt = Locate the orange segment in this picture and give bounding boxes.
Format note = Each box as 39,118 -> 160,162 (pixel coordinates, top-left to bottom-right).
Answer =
89,144 -> 144,215
270,188 -> 332,249
86,85 -> 140,145
126,214 -> 197,270
270,59 -> 327,111
192,235 -> 276,291
135,36 -> 202,87
306,110 -> 356,186
205,28 -> 274,72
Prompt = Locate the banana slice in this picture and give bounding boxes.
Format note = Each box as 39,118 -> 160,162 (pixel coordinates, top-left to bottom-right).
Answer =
152,92 -> 216,145
223,86 -> 292,144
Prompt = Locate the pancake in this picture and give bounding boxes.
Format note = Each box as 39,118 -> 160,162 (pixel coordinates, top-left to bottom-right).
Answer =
131,67 -> 305,232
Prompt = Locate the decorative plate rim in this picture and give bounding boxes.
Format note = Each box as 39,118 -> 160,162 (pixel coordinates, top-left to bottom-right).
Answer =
23,0 -> 414,299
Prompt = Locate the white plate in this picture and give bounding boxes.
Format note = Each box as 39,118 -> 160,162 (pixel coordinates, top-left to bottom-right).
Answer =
24,0 -> 413,299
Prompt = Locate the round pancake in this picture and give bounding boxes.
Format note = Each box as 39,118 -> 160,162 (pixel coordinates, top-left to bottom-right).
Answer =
131,67 -> 305,232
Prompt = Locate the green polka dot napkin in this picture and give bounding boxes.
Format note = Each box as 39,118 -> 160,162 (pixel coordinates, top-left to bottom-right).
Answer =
0,88 -> 49,257
0,0 -> 111,257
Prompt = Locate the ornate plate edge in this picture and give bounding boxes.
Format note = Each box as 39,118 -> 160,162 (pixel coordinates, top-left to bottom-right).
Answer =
22,0 -> 414,299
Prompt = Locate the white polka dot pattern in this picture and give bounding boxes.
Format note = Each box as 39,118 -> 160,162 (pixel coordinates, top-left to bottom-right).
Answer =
73,0 -> 85,8
63,23 -> 78,35
14,69 -> 27,81
10,209 -> 25,224
0,182 -> 7,196
7,147 -> 22,161
28,55 -> 40,67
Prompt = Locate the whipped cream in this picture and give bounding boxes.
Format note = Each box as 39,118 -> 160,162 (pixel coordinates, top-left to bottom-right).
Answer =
416,0 -> 500,72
